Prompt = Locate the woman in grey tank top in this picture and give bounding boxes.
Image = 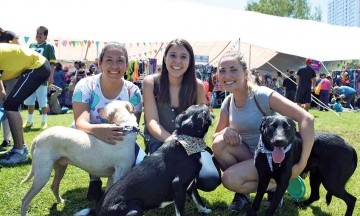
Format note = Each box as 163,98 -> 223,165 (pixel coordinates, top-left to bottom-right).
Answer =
212,51 -> 315,213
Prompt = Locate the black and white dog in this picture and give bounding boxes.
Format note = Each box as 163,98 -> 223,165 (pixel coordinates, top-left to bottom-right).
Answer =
76,104 -> 214,216
248,115 -> 357,216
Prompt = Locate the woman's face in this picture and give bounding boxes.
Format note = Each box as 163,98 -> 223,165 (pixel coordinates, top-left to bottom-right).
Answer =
99,48 -> 128,80
164,45 -> 190,79
218,57 -> 247,92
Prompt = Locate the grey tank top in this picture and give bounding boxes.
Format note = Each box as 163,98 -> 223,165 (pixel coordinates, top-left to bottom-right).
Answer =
221,86 -> 276,154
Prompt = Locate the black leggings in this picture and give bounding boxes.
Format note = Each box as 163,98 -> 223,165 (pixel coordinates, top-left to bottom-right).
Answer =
4,61 -> 51,111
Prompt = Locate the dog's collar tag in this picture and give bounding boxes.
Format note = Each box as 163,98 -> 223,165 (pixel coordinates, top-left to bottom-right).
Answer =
171,134 -> 207,155
255,136 -> 292,172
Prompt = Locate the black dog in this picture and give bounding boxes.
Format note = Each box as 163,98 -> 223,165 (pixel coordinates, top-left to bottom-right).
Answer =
247,115 -> 357,216
75,104 -> 213,216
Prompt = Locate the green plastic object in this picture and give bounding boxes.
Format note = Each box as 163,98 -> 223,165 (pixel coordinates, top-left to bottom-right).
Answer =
287,176 -> 306,201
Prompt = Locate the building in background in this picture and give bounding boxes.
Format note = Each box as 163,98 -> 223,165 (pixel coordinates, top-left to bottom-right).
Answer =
328,0 -> 360,27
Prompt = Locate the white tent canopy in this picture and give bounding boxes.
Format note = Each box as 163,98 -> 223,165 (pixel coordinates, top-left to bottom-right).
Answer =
2,0 -> 360,63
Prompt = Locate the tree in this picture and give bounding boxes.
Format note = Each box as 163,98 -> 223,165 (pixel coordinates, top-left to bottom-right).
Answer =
246,0 -> 322,21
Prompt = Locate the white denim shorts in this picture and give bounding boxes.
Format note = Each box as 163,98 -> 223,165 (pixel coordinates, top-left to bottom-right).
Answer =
24,85 -> 48,108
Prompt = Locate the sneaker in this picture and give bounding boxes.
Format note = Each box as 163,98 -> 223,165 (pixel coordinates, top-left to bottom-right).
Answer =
0,148 -> 28,165
228,193 -> 251,213
265,189 -> 284,208
41,122 -> 48,130
23,121 -> 33,129
87,180 -> 103,202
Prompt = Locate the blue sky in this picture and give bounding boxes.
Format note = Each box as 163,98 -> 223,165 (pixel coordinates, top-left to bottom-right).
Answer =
178,0 -> 329,22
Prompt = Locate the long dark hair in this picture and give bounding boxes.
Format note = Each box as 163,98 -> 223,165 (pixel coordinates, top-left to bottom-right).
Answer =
159,39 -> 197,112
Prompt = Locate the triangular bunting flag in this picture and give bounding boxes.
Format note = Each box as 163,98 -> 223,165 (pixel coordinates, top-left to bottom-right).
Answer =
80,41 -> 84,46
24,36 -> 30,44
95,41 -> 100,47
54,39 -> 59,47
84,40 -> 88,45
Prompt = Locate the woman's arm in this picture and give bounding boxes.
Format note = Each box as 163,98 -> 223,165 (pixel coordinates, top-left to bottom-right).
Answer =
212,97 -> 241,146
143,75 -> 172,142
269,91 -> 315,178
0,80 -> 5,100
196,79 -> 206,104
73,102 -> 125,144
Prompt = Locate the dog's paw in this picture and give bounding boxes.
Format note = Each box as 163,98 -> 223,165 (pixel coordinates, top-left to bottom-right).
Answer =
198,207 -> 212,214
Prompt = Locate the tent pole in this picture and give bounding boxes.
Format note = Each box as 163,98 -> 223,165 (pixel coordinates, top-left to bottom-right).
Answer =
207,41 -> 232,65
84,44 -> 89,60
249,45 -> 251,69
154,42 -> 164,58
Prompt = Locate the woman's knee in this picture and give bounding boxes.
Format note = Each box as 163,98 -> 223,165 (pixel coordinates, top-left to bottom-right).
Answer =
212,135 -> 226,157
221,170 -> 239,191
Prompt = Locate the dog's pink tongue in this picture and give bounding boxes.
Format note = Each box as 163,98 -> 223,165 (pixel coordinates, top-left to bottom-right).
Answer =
272,147 -> 285,164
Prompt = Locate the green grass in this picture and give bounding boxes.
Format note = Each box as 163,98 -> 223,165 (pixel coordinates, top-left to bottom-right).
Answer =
0,108 -> 359,216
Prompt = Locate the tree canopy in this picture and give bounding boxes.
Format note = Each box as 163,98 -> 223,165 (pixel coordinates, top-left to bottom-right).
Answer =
246,0 -> 322,21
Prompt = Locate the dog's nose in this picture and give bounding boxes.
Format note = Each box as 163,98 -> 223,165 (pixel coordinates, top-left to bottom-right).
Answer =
273,138 -> 288,147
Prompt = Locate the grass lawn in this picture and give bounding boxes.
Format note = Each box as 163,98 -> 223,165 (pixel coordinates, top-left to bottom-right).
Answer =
0,108 -> 359,216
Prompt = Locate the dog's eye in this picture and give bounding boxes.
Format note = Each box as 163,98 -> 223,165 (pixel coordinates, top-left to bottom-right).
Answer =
269,122 -> 277,128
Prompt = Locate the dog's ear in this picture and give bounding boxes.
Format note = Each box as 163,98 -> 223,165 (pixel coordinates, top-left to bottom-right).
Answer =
288,119 -> 297,143
124,101 -> 135,114
98,108 -> 106,119
175,111 -> 189,130
260,116 -> 268,132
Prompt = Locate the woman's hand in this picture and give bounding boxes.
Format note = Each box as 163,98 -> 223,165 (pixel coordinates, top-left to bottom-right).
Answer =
91,124 -> 127,145
291,161 -> 306,179
222,127 -> 242,146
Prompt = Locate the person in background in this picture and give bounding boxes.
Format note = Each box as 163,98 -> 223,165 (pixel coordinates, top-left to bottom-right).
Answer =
333,98 -> 359,112
47,84 -> 68,115
142,38 -> 221,193
318,75 -> 332,111
53,62 -> 67,107
295,58 -> 316,111
87,64 -> 96,76
0,28 -> 20,151
23,26 -> 56,130
275,71 -> 284,95
0,43 -> 51,164
282,69 -> 297,102
72,42 -> 146,202
93,58 -> 101,75
212,51 -> 314,214
333,85 -> 357,108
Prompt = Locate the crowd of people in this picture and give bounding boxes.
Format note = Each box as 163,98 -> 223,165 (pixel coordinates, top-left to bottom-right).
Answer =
0,25 -> 358,215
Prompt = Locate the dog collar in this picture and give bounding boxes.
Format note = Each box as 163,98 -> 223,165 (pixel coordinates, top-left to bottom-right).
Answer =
116,126 -> 146,138
254,136 -> 292,172
171,134 -> 207,155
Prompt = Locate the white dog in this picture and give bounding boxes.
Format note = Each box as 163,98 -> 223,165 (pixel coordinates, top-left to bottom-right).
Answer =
21,100 -> 138,216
